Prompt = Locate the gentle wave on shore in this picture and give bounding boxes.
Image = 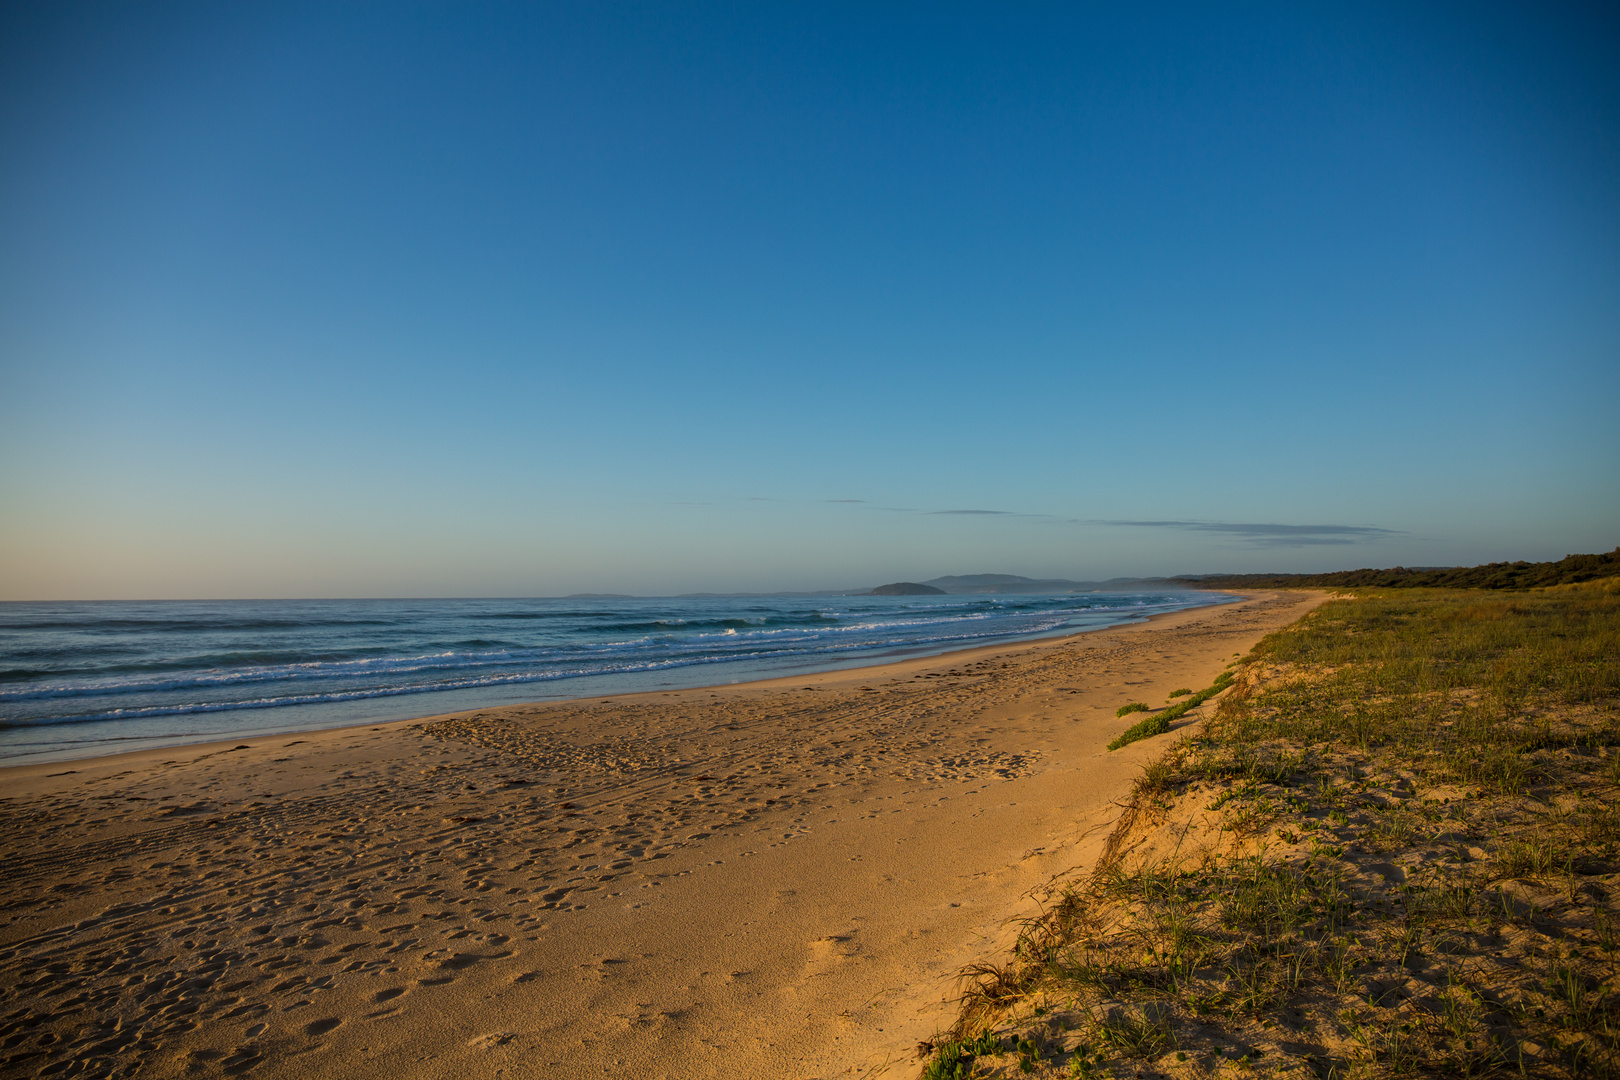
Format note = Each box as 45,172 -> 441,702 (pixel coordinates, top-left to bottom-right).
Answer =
0,591 -> 1228,759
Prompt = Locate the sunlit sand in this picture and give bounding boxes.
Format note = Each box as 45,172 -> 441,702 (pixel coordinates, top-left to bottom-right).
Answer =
0,591 -> 1321,1078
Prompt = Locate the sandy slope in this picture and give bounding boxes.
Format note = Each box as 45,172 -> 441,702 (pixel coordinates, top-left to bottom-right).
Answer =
0,591 -> 1322,1079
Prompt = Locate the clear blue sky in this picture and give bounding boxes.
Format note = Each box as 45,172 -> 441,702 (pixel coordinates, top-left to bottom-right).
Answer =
2,2 -> 1616,598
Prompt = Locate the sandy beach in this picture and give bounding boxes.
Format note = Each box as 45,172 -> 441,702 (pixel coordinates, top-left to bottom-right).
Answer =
0,590 -> 1322,1079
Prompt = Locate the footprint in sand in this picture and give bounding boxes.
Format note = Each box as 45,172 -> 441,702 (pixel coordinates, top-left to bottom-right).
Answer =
304,1017 -> 341,1037
221,1046 -> 263,1074
802,932 -> 861,979
468,1031 -> 516,1049
436,952 -> 485,970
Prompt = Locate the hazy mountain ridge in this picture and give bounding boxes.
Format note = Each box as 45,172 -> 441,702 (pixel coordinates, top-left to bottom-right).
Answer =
919,574 -> 1166,594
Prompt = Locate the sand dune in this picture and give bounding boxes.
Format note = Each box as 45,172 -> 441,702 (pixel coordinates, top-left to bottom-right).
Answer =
0,591 -> 1321,1079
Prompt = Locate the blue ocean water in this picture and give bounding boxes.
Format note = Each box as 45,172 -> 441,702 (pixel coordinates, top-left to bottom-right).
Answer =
0,591 -> 1229,763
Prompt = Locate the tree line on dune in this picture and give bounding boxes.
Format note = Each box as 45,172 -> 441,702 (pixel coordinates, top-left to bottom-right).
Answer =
1172,547 -> 1620,591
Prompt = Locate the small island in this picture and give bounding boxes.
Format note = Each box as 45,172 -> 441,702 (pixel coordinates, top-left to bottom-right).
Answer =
868,582 -> 947,595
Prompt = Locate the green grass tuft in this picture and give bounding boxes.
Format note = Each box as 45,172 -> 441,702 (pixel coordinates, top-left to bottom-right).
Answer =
1115,701 -> 1149,718
920,1029 -> 1003,1079
1108,671 -> 1235,751
1107,712 -> 1168,750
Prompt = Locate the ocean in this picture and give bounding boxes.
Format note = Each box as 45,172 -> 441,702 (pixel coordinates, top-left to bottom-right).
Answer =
0,590 -> 1229,763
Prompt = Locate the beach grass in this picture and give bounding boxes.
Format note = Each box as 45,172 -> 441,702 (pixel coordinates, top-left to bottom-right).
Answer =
1106,670 -> 1236,751
924,581 -> 1620,1078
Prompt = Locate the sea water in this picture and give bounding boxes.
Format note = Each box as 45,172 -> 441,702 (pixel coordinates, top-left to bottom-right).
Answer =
0,591 -> 1230,763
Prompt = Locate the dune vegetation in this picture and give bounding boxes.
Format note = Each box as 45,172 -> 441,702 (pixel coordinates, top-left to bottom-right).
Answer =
923,580 -> 1620,1078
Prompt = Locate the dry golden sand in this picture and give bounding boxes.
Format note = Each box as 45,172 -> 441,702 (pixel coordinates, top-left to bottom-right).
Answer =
0,591 -> 1322,1080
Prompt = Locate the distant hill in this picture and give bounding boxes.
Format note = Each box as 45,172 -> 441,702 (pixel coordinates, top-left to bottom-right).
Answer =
920,573 -> 1150,594
926,574 -> 1042,589
1172,547 -> 1620,591
919,574 -> 1172,594
869,582 -> 948,596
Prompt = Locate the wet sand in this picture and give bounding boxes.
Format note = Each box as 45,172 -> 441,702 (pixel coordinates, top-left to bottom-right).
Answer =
0,590 -> 1322,1079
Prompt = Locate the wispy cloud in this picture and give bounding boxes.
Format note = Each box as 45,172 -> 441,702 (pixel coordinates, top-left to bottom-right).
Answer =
1096,520 -> 1401,548
713,501 -> 1393,552
1244,536 -> 1368,547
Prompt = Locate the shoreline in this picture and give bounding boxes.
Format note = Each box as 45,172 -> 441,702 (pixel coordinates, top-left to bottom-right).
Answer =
0,591 -> 1239,776
0,590 -> 1323,1079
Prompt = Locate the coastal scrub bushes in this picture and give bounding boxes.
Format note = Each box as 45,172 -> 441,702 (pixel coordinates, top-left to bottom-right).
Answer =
924,582 -> 1620,1078
1173,545 -> 1620,591
1114,702 -> 1148,718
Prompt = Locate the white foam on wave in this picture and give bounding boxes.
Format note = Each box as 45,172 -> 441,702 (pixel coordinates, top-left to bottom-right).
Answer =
2,593 -> 1223,731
